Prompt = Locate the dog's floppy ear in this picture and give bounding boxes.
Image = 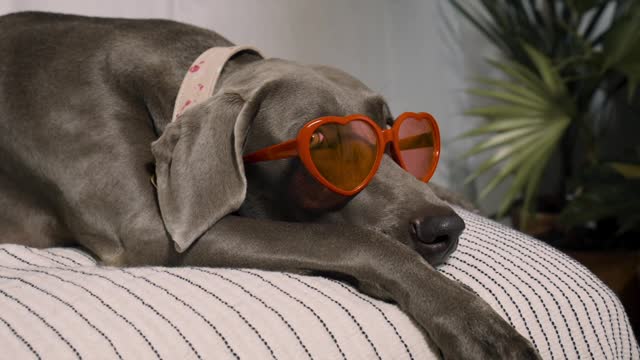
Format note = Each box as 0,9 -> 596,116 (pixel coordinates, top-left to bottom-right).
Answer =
151,92 -> 255,252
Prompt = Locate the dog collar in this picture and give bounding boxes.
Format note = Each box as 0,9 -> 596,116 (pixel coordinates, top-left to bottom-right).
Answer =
171,46 -> 264,122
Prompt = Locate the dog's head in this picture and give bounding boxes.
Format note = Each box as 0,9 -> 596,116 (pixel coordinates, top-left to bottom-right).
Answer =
152,57 -> 463,265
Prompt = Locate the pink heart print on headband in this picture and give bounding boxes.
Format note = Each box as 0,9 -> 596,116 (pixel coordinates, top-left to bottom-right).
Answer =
171,46 -> 265,122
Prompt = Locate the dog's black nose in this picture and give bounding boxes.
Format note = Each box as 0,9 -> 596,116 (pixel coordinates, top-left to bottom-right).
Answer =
409,214 -> 465,265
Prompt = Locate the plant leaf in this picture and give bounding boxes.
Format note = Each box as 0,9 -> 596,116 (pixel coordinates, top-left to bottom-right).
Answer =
523,44 -> 566,96
462,126 -> 540,157
583,2 -> 609,42
601,2 -> 640,96
474,77 -> 548,105
478,141 -> 542,199
455,15 -> 577,219
465,105 -> 542,119
464,129 -> 544,184
486,59 -> 548,95
460,117 -> 543,137
497,144 -> 547,216
567,0 -> 602,14
467,88 -> 546,109
610,162 -> 640,179
448,0 -> 508,51
497,117 -> 569,217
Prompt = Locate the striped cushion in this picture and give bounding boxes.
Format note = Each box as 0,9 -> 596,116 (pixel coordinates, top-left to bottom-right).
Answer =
0,208 -> 638,359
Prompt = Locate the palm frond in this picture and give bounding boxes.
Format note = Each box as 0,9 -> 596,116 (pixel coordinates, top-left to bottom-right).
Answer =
463,49 -> 574,217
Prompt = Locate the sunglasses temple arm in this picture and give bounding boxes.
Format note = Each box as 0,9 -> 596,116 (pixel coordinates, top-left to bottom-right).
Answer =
397,133 -> 434,150
243,139 -> 299,163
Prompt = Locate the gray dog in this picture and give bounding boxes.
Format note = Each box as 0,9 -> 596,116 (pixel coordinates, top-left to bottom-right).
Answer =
0,12 -> 539,359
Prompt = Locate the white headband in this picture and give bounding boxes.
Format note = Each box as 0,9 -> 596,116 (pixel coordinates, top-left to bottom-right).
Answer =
171,46 -> 264,122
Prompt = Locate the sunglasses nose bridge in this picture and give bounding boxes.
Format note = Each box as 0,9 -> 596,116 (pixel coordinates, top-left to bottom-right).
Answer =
380,128 -> 394,146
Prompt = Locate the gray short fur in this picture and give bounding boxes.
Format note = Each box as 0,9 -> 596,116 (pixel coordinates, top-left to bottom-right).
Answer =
0,12 -> 538,359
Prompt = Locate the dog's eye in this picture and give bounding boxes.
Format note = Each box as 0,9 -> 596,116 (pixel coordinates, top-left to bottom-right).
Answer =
310,132 -> 326,148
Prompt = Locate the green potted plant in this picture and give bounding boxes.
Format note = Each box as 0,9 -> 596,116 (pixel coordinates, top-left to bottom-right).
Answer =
449,0 -> 640,248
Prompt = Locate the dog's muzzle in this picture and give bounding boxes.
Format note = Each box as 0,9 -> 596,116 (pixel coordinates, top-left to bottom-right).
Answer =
409,213 -> 465,265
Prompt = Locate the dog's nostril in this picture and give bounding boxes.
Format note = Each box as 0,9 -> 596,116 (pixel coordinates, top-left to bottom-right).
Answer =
410,214 -> 465,244
434,235 -> 449,244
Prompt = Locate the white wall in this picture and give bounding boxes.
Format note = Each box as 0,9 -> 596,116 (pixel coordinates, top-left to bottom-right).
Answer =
1,0 -> 496,210
0,0 -> 394,111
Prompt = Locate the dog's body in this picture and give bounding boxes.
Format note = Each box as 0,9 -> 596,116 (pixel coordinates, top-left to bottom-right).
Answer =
0,12 -> 538,358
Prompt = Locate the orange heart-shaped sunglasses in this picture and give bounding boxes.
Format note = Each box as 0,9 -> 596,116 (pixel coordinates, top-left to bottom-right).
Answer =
243,112 -> 441,196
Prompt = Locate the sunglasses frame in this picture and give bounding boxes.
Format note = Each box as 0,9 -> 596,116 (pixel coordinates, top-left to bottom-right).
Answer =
243,112 -> 441,196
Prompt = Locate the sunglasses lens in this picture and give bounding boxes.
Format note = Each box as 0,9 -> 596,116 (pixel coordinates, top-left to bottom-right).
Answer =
397,116 -> 436,180
309,120 -> 379,191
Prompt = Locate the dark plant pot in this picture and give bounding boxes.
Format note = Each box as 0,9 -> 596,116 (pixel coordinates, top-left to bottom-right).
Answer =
511,207 -> 566,246
511,209 -> 563,240
510,196 -> 565,244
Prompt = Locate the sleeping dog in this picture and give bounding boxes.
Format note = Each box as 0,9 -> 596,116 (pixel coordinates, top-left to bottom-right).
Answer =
0,12 -> 538,359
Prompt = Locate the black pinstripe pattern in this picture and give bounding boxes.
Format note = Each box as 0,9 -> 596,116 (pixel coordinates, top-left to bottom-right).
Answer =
464,218 -> 611,358
155,268 -> 278,360
540,245 -> 629,358
0,250 -> 162,359
43,249 -> 83,266
505,239 -> 616,356
542,245 -> 635,358
328,279 -> 415,360
462,225 -> 578,356
285,274 -> 383,360
239,269 -> 348,360
471,214 -> 631,358
2,220 -> 639,360
0,289 -> 81,359
448,251 -> 526,329
120,269 -> 240,360
0,315 -> 41,360
463,216 -> 598,357
24,249 -> 202,359
65,248 -> 97,264
0,275 -> 123,359
195,268 -> 313,360
25,248 -> 69,267
446,258 -> 541,351
459,210 -> 639,358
